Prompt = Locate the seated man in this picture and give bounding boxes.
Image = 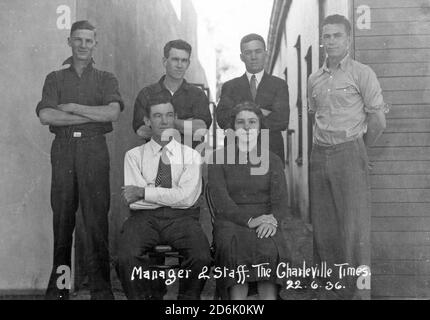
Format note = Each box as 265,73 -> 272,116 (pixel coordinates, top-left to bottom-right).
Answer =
117,93 -> 212,300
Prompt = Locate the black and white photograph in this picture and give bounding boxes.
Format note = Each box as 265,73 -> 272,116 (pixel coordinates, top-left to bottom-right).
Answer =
0,0 -> 429,307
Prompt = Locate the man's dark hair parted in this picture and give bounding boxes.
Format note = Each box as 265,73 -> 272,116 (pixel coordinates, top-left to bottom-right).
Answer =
164,39 -> 192,58
70,20 -> 96,36
240,33 -> 266,52
144,91 -> 174,117
322,14 -> 352,36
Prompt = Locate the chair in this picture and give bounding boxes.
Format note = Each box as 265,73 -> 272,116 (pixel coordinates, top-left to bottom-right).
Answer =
147,245 -> 183,270
129,245 -> 182,300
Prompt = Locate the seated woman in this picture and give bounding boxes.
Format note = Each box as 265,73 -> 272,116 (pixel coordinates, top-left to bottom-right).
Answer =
208,101 -> 290,300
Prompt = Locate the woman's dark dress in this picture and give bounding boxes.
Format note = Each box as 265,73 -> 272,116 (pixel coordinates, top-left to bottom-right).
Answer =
208,147 -> 290,299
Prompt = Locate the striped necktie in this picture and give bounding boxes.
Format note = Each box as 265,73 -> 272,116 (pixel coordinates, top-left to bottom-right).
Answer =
155,147 -> 172,188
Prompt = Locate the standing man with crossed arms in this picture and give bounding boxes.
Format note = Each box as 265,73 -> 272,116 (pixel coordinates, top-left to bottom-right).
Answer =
36,20 -> 124,300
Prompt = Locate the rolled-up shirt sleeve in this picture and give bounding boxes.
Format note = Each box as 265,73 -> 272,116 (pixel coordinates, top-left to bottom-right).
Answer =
103,72 -> 125,111
36,72 -> 58,116
144,150 -> 202,209
359,66 -> 387,114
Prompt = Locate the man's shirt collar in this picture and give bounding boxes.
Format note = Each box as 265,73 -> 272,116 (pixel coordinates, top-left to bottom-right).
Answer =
246,69 -> 265,86
148,138 -> 178,156
62,56 -> 95,69
156,75 -> 190,94
322,54 -> 351,74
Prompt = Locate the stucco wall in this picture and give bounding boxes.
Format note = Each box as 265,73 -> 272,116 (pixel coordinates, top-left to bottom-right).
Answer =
0,0 -> 77,292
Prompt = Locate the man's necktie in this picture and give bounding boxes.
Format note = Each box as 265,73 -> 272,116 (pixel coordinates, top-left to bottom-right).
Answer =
155,148 -> 172,188
250,74 -> 257,101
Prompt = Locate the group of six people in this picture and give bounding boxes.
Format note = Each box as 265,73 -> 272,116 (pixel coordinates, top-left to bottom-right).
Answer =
37,14 -> 386,300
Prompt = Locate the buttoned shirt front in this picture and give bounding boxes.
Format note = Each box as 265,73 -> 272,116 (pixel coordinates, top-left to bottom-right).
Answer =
308,55 -> 387,146
124,138 -> 202,210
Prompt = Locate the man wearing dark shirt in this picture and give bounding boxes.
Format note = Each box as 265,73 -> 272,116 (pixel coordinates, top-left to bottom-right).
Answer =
216,34 -> 290,162
133,40 -> 212,148
36,20 -> 124,300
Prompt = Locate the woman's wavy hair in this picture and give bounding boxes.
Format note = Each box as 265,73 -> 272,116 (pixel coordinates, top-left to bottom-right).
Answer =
229,101 -> 267,131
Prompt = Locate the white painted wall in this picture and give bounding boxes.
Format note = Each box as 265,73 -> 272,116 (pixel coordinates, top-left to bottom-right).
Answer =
271,0 -> 320,222
270,0 -> 351,221
324,0 -> 351,19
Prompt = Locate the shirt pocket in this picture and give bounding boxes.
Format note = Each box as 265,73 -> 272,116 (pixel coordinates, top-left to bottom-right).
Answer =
332,85 -> 357,109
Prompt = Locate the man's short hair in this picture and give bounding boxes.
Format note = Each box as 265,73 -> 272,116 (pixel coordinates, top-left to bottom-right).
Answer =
322,14 -> 352,36
240,33 -> 266,52
144,92 -> 174,117
70,20 -> 96,36
164,40 -> 192,58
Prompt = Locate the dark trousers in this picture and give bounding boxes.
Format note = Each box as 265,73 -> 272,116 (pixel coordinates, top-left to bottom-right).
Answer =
117,209 -> 212,300
45,135 -> 113,299
310,138 -> 371,300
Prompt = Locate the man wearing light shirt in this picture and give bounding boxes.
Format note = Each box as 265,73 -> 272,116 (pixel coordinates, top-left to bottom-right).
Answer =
117,93 -> 211,300
308,15 -> 387,300
123,136 -> 202,211
216,33 -> 290,162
